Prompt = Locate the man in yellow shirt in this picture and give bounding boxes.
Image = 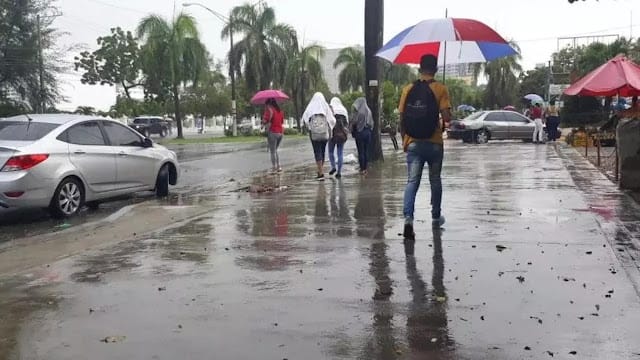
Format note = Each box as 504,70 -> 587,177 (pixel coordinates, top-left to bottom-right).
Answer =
398,54 -> 452,239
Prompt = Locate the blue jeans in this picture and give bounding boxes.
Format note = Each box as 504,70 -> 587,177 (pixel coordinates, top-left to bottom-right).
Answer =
328,139 -> 345,173
403,141 -> 443,222
354,128 -> 372,171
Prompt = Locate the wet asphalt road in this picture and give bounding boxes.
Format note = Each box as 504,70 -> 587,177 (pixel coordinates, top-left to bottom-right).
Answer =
0,137 -> 339,242
1,141 -> 640,359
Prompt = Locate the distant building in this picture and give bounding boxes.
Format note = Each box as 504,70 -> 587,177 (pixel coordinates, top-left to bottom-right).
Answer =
438,63 -> 474,85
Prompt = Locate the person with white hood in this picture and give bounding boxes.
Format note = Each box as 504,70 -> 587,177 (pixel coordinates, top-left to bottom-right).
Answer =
328,97 -> 349,179
302,92 -> 336,180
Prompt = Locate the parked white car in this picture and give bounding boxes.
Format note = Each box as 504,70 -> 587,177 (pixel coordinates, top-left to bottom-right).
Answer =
0,114 -> 179,218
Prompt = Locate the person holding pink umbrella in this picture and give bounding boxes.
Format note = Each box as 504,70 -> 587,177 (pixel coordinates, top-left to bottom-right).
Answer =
262,98 -> 285,173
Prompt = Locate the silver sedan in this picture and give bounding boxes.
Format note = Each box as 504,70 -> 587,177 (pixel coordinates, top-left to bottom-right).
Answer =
447,110 -> 548,144
0,114 -> 179,218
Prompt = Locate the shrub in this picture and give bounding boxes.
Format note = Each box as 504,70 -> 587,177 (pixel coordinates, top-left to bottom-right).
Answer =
284,128 -> 299,135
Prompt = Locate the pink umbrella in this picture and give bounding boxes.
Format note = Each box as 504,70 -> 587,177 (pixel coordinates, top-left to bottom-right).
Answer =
503,105 -> 517,111
250,89 -> 290,105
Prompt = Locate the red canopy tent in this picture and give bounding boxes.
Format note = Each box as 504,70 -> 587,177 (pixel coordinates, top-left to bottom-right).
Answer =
564,55 -> 640,97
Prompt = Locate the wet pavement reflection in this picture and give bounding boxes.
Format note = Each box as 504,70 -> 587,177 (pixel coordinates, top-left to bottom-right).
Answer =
1,141 -> 640,359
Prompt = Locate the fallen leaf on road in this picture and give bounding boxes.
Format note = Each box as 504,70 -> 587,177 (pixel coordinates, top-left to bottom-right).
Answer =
586,251 -> 593,255
496,245 -> 507,252
101,336 -> 126,343
158,287 -> 166,291
569,351 -> 577,355
524,346 -> 531,350
547,350 -> 555,357
516,276 -> 525,283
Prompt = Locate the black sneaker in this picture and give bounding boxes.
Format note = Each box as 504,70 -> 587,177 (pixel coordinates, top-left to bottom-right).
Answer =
316,174 -> 325,181
403,223 -> 415,240
335,173 -> 342,179
329,169 -> 337,176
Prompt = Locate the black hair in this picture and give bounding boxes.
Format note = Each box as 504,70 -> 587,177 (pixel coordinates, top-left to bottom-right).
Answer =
266,98 -> 280,112
550,99 -> 556,106
419,54 -> 438,75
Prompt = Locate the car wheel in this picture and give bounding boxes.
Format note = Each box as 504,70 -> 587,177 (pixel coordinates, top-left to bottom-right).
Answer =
475,129 -> 489,144
50,177 -> 84,218
155,164 -> 170,197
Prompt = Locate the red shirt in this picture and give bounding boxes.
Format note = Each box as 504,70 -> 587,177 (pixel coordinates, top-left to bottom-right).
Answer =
263,106 -> 284,134
531,107 -> 543,119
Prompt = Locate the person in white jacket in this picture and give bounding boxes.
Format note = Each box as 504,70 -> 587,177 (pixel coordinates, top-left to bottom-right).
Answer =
302,92 -> 336,180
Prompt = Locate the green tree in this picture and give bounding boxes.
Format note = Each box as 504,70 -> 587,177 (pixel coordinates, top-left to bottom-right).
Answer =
0,0 -> 64,112
519,67 -> 548,99
74,106 -> 96,115
383,61 -> 416,89
74,27 -> 142,100
222,3 -> 297,94
182,66 -> 231,118
481,41 -> 522,108
334,47 -> 365,93
137,12 -> 209,139
285,42 -> 325,127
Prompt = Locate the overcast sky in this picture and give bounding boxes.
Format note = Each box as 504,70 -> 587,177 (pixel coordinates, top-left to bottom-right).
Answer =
55,0 -> 640,111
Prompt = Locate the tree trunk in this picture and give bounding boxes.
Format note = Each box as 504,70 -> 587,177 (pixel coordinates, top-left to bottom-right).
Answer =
173,84 -> 183,139
365,0 -> 384,162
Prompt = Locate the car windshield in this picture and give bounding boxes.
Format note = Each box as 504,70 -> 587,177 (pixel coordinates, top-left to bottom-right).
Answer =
462,112 -> 486,121
133,118 -> 150,124
0,121 -> 59,141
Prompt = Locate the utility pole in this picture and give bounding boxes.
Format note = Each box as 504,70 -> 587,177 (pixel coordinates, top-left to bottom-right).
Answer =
364,0 -> 384,162
229,18 -> 237,136
36,15 -> 45,113
545,60 -> 552,102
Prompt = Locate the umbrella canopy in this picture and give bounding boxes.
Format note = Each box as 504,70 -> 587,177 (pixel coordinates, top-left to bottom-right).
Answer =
524,94 -> 544,103
376,18 -> 517,65
457,104 -> 476,112
503,105 -> 517,111
250,89 -> 290,105
564,55 -> 640,97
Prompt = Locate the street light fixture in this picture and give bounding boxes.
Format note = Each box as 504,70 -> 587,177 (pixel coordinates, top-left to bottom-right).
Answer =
183,2 -> 238,136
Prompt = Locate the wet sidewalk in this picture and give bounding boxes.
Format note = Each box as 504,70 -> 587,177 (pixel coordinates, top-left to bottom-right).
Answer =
1,141 -> 640,360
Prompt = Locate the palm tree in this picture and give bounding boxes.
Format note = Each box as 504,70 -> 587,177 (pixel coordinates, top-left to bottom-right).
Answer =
222,3 -> 297,94
285,42 -> 326,128
74,106 -> 96,115
473,41 -> 522,108
137,12 -> 208,139
334,47 -> 365,93
383,61 -> 416,89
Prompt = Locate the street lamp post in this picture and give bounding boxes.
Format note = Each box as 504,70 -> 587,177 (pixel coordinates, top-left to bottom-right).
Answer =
183,2 -> 237,136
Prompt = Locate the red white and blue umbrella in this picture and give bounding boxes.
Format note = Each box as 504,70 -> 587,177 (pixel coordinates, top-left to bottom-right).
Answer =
376,18 -> 517,65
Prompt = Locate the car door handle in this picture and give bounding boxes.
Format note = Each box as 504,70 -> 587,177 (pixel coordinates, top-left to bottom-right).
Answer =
118,152 -> 128,157
74,150 -> 86,155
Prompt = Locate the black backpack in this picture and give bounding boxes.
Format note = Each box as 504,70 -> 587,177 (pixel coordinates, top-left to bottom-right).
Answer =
332,114 -> 348,144
403,79 -> 440,139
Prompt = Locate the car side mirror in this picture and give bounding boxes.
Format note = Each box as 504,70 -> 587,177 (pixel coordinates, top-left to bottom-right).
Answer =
143,138 -> 153,148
